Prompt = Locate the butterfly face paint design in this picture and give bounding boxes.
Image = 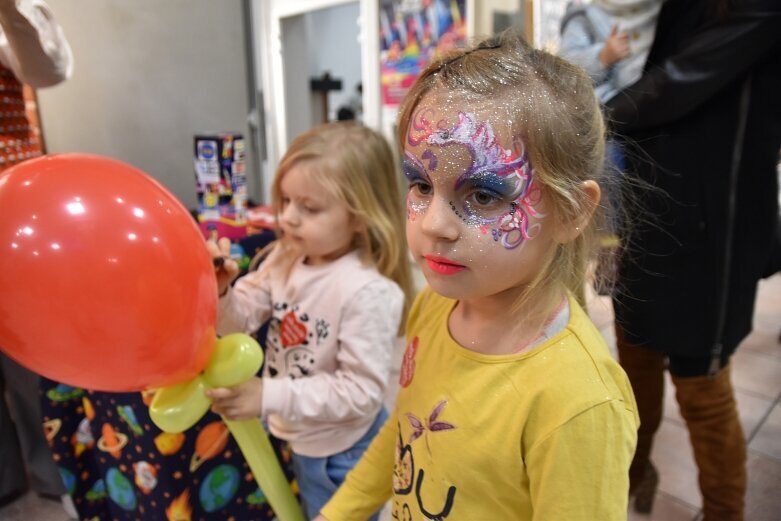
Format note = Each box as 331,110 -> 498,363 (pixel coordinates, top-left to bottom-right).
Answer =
405,110 -> 544,250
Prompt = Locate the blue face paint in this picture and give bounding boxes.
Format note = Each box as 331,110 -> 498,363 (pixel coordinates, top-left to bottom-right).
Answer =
403,153 -> 432,221
402,152 -> 431,185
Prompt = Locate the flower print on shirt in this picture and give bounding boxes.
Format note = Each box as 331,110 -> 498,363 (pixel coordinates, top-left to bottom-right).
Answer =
399,337 -> 419,388
406,400 -> 456,455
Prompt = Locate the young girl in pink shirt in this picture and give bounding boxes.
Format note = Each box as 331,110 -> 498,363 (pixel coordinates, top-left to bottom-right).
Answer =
207,122 -> 413,520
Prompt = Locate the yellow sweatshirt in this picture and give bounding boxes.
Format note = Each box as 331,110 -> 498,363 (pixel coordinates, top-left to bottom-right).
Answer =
322,288 -> 638,520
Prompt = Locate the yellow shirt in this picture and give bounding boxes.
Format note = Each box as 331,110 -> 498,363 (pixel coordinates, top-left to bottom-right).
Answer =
322,288 -> 639,520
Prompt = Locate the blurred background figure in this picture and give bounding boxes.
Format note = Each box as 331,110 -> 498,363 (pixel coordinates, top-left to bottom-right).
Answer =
346,82 -> 362,121
335,83 -> 363,122
559,0 -> 663,293
0,0 -> 73,515
559,0 -> 662,104
606,0 -> 781,518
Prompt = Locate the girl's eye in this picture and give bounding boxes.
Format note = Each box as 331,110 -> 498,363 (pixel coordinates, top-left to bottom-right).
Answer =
302,205 -> 319,214
409,180 -> 433,196
469,190 -> 500,206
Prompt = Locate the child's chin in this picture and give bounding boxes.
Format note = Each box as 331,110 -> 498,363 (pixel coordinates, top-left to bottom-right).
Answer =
424,278 -> 469,300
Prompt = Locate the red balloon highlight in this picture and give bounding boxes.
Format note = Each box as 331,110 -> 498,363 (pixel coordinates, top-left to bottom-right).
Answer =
0,154 -> 216,391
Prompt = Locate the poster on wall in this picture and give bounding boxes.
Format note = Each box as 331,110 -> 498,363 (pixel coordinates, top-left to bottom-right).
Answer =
379,0 -> 467,107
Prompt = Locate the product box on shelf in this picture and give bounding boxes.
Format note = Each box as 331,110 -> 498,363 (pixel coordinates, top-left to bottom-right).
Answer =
193,133 -> 247,241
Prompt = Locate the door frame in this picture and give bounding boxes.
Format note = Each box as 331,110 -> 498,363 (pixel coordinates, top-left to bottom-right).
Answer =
253,0 -> 476,201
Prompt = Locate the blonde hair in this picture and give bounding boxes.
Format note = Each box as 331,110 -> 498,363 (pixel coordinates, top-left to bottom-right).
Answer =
263,121 -> 413,325
397,31 -> 608,312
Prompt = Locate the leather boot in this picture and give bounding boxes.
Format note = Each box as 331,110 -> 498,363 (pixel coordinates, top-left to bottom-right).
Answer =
616,328 -> 665,513
672,364 -> 746,521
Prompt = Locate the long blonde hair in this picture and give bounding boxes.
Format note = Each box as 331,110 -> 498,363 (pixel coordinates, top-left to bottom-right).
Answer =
263,121 -> 413,325
397,31 -> 608,313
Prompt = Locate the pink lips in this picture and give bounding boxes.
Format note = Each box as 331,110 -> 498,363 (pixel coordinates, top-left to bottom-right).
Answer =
424,255 -> 466,275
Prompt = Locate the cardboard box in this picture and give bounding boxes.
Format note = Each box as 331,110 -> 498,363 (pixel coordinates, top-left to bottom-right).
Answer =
193,133 -> 247,240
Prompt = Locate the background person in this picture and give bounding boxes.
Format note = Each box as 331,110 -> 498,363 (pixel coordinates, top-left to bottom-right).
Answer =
606,0 -> 781,517
0,0 -> 73,514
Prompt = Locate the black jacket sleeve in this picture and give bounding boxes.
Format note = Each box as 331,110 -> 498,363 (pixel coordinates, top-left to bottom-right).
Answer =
606,0 -> 781,133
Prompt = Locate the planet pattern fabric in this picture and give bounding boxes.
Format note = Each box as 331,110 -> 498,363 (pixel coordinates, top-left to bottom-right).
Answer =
40,379 -> 297,520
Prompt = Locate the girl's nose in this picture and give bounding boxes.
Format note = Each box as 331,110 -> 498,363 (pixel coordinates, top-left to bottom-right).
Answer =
280,202 -> 299,227
419,196 -> 459,241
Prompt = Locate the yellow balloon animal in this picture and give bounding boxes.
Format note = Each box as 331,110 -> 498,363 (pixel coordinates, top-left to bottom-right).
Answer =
150,333 -> 305,521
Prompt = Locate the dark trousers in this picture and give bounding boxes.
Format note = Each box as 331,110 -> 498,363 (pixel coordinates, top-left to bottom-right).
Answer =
0,353 -> 65,498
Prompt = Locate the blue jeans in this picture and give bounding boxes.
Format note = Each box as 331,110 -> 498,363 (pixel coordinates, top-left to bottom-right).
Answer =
292,408 -> 388,520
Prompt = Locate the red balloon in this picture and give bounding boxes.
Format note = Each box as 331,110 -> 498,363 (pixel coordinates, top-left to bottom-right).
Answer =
0,154 -> 216,391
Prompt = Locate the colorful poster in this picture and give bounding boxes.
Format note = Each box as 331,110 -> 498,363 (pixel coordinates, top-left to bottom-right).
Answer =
379,0 -> 467,107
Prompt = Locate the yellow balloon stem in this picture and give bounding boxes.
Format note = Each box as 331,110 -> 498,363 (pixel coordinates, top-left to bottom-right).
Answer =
148,334 -> 303,519
224,418 -> 305,521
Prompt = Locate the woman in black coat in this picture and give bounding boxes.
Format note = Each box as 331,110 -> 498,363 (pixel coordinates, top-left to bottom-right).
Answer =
607,1 -> 780,519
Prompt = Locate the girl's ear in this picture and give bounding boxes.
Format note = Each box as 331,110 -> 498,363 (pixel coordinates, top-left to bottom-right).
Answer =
553,180 -> 601,244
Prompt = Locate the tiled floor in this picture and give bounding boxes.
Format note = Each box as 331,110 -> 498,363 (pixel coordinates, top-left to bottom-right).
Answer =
2,275 -> 780,521
587,274 -> 781,521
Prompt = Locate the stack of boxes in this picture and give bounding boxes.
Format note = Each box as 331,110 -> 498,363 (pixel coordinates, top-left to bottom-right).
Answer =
193,133 -> 247,241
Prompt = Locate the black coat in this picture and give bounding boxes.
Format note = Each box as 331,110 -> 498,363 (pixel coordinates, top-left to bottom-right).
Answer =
607,0 -> 781,359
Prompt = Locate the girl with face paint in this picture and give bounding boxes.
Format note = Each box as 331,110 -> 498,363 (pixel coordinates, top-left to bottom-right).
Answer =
316,32 -> 639,521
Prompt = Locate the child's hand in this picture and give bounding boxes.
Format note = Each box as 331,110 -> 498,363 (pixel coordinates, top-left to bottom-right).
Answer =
206,377 -> 263,420
206,237 -> 240,296
599,24 -> 630,66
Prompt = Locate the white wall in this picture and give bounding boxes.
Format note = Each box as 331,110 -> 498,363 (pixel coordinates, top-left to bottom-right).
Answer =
473,0 -> 523,39
256,0 -> 375,181
280,1 -> 361,144
308,2 -> 361,122
35,0 -> 255,209
281,14 -> 313,144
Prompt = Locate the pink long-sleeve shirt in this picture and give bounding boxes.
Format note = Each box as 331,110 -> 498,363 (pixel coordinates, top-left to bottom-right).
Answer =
217,248 -> 404,457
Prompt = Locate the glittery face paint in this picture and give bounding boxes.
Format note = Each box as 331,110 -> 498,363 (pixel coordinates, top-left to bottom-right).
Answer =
403,151 -> 431,222
405,109 -> 544,250
404,91 -> 559,302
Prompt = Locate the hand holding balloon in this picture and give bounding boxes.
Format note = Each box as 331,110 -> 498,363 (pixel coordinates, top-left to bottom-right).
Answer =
150,334 -> 304,521
0,154 -> 304,521
207,377 -> 264,420
206,237 -> 240,296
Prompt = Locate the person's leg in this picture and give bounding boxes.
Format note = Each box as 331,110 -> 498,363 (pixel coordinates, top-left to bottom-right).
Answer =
324,409 -> 388,521
615,327 -> 665,513
292,452 -> 336,520
669,357 -> 746,521
1,354 -> 65,497
0,357 -> 28,506
292,408 -> 389,520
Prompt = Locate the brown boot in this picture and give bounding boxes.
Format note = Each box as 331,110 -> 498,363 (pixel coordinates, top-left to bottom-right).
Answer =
616,328 -> 665,513
672,364 -> 746,521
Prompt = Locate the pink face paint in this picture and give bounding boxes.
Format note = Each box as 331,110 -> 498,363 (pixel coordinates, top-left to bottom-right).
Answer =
415,110 -> 544,250
407,108 -> 436,146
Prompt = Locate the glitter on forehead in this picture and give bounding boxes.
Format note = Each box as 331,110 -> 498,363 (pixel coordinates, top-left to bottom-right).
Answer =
426,111 -> 532,192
